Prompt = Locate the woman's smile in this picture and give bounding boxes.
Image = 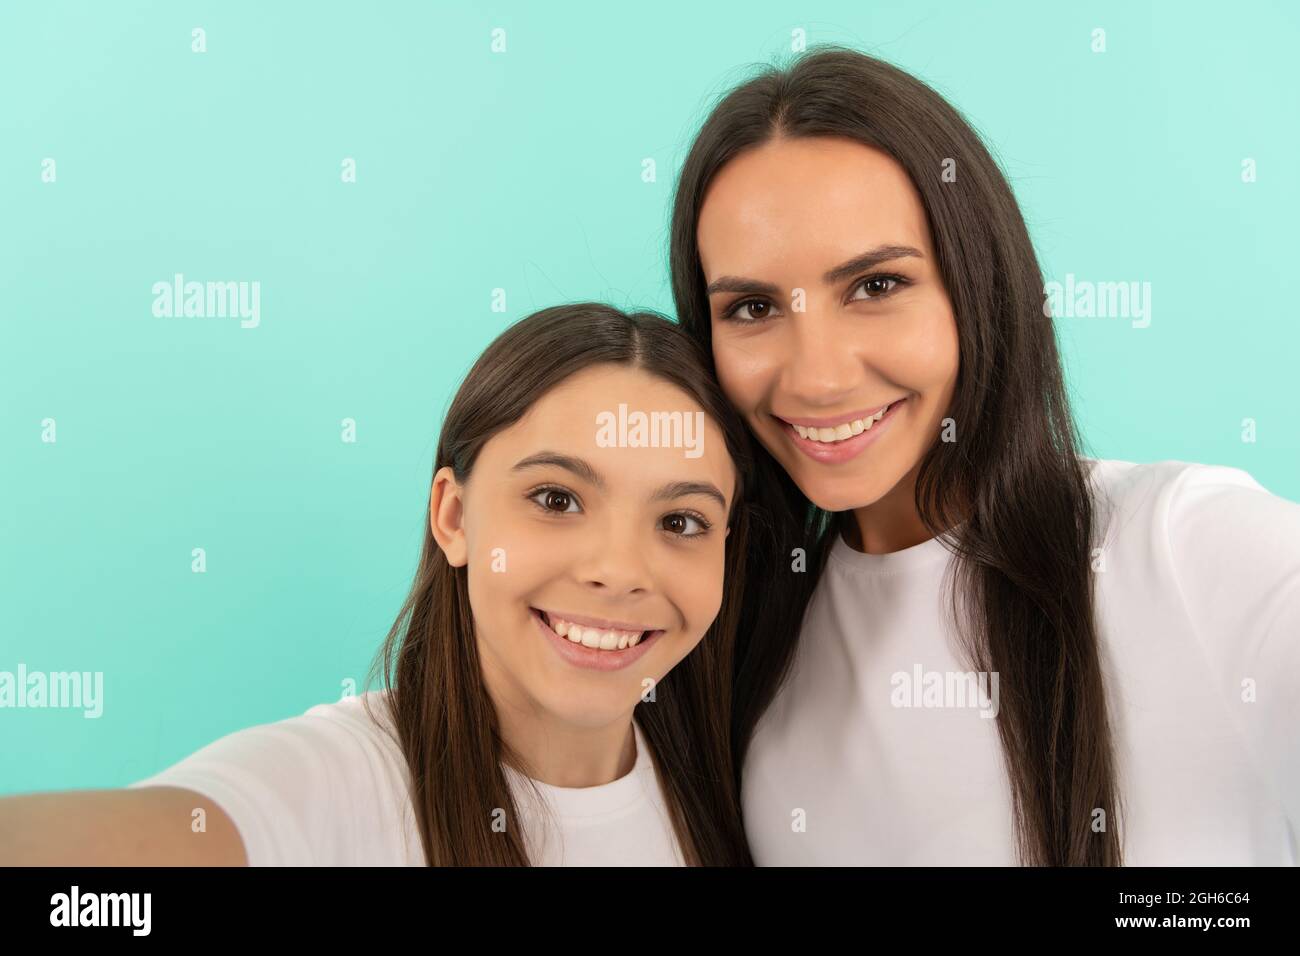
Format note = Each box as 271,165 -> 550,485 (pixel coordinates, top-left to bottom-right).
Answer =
773,397 -> 909,464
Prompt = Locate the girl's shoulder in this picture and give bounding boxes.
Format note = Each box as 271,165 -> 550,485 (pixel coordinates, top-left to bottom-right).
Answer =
127,689 -> 418,865
300,689 -> 403,752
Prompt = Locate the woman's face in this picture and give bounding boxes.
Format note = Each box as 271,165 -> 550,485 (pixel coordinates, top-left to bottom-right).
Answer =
430,364 -> 734,730
696,135 -> 960,515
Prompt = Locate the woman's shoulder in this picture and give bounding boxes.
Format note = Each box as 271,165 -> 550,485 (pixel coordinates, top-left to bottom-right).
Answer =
1084,458 -> 1300,834
1081,456 -> 1300,539
1081,456 -> 1300,632
1082,455 -> 1276,499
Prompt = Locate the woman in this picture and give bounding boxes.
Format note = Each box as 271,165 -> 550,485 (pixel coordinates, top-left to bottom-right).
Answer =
669,46 -> 1300,865
0,304 -> 756,865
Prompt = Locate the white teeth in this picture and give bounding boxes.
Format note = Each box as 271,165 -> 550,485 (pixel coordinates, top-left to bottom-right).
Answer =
545,614 -> 649,651
792,404 -> 895,444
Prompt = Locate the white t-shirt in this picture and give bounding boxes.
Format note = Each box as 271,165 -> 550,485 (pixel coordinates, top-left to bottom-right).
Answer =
742,458 -> 1300,865
127,691 -> 685,866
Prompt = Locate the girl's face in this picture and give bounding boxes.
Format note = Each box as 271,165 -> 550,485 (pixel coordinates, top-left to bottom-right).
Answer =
696,135 -> 960,515
431,364 -> 735,730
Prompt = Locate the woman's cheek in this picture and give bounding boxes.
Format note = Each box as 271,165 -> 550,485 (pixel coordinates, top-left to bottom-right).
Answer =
713,333 -> 775,410
879,302 -> 959,392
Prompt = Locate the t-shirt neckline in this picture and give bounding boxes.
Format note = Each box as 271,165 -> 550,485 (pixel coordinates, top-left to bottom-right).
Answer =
828,519 -> 958,573
501,718 -> 652,819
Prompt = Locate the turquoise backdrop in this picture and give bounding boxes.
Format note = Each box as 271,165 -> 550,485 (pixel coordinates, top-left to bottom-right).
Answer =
2,0 -> 1297,793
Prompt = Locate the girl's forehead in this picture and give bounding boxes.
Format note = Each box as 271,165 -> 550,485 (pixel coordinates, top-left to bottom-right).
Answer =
519,365 -> 702,423
475,368 -> 736,503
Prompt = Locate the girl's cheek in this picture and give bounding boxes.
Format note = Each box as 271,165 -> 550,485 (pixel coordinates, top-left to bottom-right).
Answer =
663,538 -> 728,634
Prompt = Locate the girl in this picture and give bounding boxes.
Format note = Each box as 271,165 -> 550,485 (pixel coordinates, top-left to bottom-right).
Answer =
669,47 -> 1300,865
0,303 -> 757,866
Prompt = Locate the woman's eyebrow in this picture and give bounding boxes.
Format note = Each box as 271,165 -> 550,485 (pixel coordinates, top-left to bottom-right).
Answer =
823,244 -> 924,284
704,244 -> 924,296
705,276 -> 781,296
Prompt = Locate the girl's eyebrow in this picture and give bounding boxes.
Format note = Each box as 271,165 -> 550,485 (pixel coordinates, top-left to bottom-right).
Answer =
512,452 -> 604,488
704,243 -> 925,295
512,452 -> 727,510
651,481 -> 727,511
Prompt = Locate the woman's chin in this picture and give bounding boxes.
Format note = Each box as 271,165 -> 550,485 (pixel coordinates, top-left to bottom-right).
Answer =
791,473 -> 890,514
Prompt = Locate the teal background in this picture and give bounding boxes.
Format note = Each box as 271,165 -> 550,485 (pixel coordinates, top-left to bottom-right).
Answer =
2,1 -> 1297,794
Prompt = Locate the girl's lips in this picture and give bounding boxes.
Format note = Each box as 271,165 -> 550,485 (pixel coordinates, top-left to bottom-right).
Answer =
778,397 -> 906,464
530,607 -> 664,673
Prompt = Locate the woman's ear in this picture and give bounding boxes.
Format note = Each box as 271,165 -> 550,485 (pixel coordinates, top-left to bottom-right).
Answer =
430,466 -> 469,567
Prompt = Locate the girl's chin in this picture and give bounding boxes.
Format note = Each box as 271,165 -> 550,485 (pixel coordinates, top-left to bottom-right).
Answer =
537,696 -> 645,730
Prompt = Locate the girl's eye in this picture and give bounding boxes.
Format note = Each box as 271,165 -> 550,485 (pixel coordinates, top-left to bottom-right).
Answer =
661,512 -> 711,537
529,487 -> 581,514
849,275 -> 905,301
722,298 -> 776,323
527,487 -> 709,537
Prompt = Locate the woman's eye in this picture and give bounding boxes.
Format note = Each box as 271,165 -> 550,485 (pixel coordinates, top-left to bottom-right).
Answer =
724,298 -> 774,323
530,488 -> 580,513
850,276 -> 901,300
661,513 -> 709,537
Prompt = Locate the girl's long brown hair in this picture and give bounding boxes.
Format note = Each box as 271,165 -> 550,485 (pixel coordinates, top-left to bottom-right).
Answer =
364,303 -> 757,865
669,47 -> 1124,866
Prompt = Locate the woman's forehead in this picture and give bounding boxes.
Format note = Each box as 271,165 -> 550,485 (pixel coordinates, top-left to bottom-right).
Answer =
697,137 -> 932,272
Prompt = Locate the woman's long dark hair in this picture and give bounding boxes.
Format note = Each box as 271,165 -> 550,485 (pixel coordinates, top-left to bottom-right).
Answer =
669,47 -> 1123,866
364,303 -> 756,865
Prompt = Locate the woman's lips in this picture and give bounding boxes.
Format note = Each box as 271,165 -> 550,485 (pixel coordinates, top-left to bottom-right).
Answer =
776,397 -> 906,464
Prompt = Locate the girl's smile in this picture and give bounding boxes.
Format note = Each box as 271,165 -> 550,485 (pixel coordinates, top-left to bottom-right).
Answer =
530,607 -> 666,672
